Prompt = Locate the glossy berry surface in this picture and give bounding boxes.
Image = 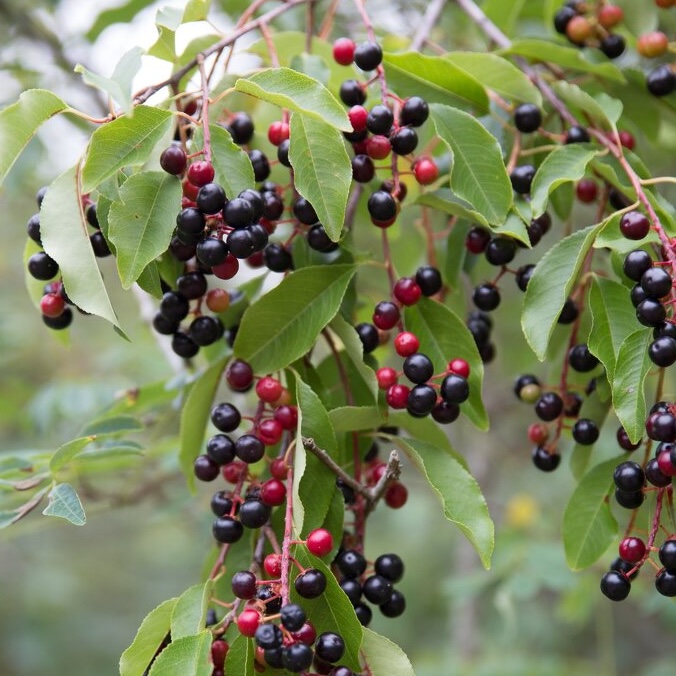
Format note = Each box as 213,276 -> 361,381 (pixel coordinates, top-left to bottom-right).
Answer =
306,528 -> 334,557
510,165 -> 535,194
393,277 -> 422,306
355,322 -> 379,353
647,65 -> 676,97
353,41 -> 383,71
211,403 -> 241,432
403,353 -> 434,384
613,461 -> 645,492
513,103 -> 541,133
315,632 -> 345,663
212,516 -> 244,543
413,156 -> 439,185
440,373 -> 469,404
532,446 -> 561,472
375,553 -> 404,582
160,145 -> 187,175
400,96 -> 429,127
372,301 -> 400,330
620,211 -> 650,240
535,392 -> 564,421
619,537 -> 646,564
294,569 -> 327,598
600,570 -> 631,601
394,331 -> 420,357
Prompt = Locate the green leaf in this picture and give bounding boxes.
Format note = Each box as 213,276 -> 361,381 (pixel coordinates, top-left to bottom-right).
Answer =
328,406 -> 385,432
530,145 -> 599,217
294,376 -> 339,534
182,0 -> 211,22
179,357 -> 228,491
416,188 -> 489,228
81,106 -> 174,192
588,276 -> 639,380
87,0 -> 158,40
289,113 -> 352,242
40,165 -> 123,330
522,224 -> 602,360
0,89 -> 67,187
42,483 -> 86,526
501,39 -> 625,83
147,632 -> 212,676
49,436 -> 97,473
75,47 -> 143,115
391,437 -> 494,569
290,53 -> 331,85
234,264 -> 357,373
612,329 -> 652,444
383,52 -> 489,113
224,635 -> 255,676
136,260 -> 164,299
329,314 -> 378,401
120,597 -> 177,676
404,298 -> 488,430
235,68 -> 350,131
593,209 -> 660,253
292,547 -> 363,671
194,124 -> 254,198
444,52 -> 542,106
108,171 -> 182,288
430,104 -> 512,226
171,581 -> 214,640
360,628 -> 415,676
615,0 -> 657,34
563,457 -> 622,570
551,81 -> 622,129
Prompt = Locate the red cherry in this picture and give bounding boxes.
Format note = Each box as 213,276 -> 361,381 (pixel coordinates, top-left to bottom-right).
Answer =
376,367 -> 399,390
261,478 -> 286,506
226,359 -> 254,391
618,131 -> 635,150
306,528 -> 334,557
598,5 -> 624,29
385,481 -> 408,508
413,156 -> 439,185
291,622 -> 317,645
393,277 -> 422,306
247,251 -> 265,268
394,331 -> 420,357
637,31 -> 669,58
258,419 -> 283,446
211,639 -> 229,669
465,226 -> 491,254
270,457 -> 289,480
222,461 -> 247,483
187,160 -> 215,187
619,536 -> 646,563
273,405 -> 298,430
333,37 -> 356,65
528,422 -> 549,445
619,211 -> 650,240
256,376 -> 284,403
182,178 -> 200,201
366,135 -> 391,160
367,461 -> 387,485
237,609 -> 261,636
267,121 -> 290,146
386,384 -> 410,409
159,145 -> 187,175
657,449 -> 676,476
40,292 -> 65,318
206,288 -> 230,313
211,254 -> 239,280
448,358 -> 470,378
348,105 -> 368,132
575,179 -> 598,203
264,553 -> 283,577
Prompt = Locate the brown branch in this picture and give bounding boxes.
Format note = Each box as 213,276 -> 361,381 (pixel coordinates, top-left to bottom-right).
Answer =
410,0 -> 447,51
302,436 -> 368,498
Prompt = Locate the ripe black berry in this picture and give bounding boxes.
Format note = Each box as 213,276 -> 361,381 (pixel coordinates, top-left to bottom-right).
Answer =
212,515 -> 243,543
276,139 -> 290,167
193,454 -> 219,481
353,41 -> 383,71
355,322 -> 379,353
623,250 -> 652,282
403,353 -> 434,384
572,419 -> 599,445
224,197 -> 254,228
189,315 -> 224,346
636,298 -> 666,327
554,6 -> 577,34
535,392 -> 563,421
440,373 -> 470,404
354,602 -> 372,626
226,228 -> 255,259
645,457 -> 671,487
255,623 -> 283,650
177,272 -> 207,300
206,434 -> 236,465
600,34 -> 625,59
514,103 -> 542,133
613,461 -> 645,492
294,569 -> 327,598
568,343 -> 599,372
280,603 -> 306,632
515,264 -> 535,292
211,402 -> 241,432
565,126 -> 591,144
282,643 -> 314,672
27,213 -> 41,244
557,298 -> 579,324
600,570 -> 631,601
196,183 -> 226,214
235,434 -> 265,463
315,632 -> 345,663
472,283 -> 500,311
406,384 -> 437,417
231,570 -> 257,598
655,569 -> 676,597
172,331 -> 199,358
307,224 -> 339,253
649,336 -> 676,367
400,96 -> 429,127
293,197 -> 318,225
510,165 -> 536,194
339,578 -> 362,605
641,267 -> 672,298
264,243 -> 293,272
431,400 -> 460,424
380,589 -> 406,617
415,266 -> 442,296
375,553 -> 404,582
366,105 -> 394,135
532,445 -> 561,472
352,154 -> 375,183
248,149 -> 270,182
42,307 -> 73,330
196,238 -> 228,267
390,127 -> 418,155
227,112 -> 255,144
367,190 -> 397,221
337,549 -> 367,578
647,65 -> 676,97
28,252 -> 59,280
239,498 -> 271,528
211,491 -> 235,517
486,238 -> 517,267
339,79 -> 366,106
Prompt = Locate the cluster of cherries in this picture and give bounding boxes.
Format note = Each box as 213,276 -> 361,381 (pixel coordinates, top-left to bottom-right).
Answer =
554,0 -> 676,96
25,188 -> 110,330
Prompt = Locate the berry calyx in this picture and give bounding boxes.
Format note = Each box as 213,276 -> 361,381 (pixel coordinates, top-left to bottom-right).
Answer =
306,528 -> 334,557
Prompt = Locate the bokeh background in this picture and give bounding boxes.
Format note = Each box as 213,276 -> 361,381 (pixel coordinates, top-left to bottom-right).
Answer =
1,1 -> 676,675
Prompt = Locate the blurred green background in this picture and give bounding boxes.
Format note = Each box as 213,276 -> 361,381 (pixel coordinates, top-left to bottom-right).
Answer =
2,1 -> 676,675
